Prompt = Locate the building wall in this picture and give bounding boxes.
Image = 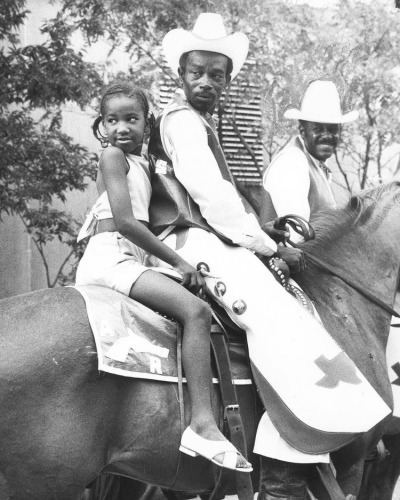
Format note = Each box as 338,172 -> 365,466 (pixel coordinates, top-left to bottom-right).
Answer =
0,216 -> 31,298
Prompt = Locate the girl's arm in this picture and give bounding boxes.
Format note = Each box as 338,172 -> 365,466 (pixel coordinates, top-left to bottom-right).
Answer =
100,146 -> 204,292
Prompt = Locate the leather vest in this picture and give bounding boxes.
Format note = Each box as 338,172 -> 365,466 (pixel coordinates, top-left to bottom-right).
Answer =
147,92 -> 236,244
262,136 -> 336,224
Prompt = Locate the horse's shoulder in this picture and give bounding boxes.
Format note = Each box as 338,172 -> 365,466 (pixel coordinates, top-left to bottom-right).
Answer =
0,287 -> 90,347
0,287 -> 95,382
0,286 -> 84,314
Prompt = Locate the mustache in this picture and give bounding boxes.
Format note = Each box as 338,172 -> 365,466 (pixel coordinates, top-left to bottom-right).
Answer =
318,139 -> 337,146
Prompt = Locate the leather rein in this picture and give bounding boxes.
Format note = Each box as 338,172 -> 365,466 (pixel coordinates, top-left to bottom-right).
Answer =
274,215 -> 400,319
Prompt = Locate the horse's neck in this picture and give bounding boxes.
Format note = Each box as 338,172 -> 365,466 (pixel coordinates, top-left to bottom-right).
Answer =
303,210 -> 400,314
298,214 -> 400,358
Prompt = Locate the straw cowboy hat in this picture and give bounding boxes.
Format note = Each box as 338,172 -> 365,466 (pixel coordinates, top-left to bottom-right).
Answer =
284,80 -> 359,124
162,13 -> 249,81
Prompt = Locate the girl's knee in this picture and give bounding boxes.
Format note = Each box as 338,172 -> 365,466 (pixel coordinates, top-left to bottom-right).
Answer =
184,297 -> 211,324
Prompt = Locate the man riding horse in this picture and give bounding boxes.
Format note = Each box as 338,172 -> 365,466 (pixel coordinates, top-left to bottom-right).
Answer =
262,79 -> 358,241
148,13 -> 390,500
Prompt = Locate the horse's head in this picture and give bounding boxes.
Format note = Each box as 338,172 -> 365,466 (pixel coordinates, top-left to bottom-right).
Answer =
302,181 -> 400,304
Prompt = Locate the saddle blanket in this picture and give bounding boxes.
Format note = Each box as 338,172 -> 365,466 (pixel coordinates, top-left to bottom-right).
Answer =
72,284 -> 252,384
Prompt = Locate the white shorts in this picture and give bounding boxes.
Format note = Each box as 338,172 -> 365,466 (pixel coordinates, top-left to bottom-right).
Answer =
75,232 -> 153,296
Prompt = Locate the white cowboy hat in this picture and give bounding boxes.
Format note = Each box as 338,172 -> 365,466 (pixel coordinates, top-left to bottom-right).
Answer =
162,13 -> 249,81
284,80 -> 359,124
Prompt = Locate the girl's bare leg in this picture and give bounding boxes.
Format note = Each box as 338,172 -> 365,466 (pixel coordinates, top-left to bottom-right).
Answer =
130,270 -> 249,467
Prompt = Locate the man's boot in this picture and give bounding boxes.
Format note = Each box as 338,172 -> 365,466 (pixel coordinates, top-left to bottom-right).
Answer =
258,457 -> 311,500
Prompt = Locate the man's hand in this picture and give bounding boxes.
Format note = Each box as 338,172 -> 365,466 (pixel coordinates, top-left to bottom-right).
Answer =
261,220 -> 290,244
275,246 -> 306,273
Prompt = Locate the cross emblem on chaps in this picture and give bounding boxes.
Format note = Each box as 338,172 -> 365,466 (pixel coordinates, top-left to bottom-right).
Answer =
315,352 -> 362,388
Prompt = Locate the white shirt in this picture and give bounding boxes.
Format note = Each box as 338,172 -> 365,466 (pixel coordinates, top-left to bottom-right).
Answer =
162,105 -> 277,256
77,154 -> 151,242
263,137 -> 336,243
95,154 -> 151,222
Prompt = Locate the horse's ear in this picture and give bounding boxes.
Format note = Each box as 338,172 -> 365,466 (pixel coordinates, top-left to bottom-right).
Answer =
350,195 -> 361,211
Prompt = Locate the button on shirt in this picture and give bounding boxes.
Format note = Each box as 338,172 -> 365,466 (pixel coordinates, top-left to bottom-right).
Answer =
162,104 -> 277,257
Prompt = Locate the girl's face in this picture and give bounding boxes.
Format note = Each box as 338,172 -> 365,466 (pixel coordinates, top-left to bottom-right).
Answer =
102,95 -> 147,154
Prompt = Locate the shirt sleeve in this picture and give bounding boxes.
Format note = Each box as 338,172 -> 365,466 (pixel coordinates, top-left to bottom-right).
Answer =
263,148 -> 311,244
163,109 -> 277,256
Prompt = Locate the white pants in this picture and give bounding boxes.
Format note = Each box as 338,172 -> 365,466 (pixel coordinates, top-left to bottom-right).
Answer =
163,228 -> 390,462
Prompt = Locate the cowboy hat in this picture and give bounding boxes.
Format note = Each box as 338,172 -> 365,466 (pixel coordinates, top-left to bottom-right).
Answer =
284,80 -> 359,124
162,13 -> 249,81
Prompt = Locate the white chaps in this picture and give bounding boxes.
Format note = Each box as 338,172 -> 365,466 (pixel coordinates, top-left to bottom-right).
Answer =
163,228 -> 390,462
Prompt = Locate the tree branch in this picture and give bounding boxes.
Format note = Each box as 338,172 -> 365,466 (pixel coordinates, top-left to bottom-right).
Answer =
49,247 -> 76,287
334,150 -> 352,193
130,38 -> 179,85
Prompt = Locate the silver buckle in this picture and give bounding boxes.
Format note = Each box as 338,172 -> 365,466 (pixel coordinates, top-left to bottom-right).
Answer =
224,404 -> 239,420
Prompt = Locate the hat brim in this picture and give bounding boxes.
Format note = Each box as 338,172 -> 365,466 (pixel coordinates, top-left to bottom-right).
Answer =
162,29 -> 249,81
284,108 -> 359,124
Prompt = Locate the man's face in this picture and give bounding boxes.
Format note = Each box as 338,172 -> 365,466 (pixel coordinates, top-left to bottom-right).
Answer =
178,51 -> 231,114
300,121 -> 341,162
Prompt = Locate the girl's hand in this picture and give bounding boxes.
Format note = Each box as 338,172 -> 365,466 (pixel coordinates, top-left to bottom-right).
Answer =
175,262 -> 206,297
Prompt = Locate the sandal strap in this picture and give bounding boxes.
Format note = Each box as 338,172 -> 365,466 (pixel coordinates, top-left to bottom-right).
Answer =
220,450 -> 239,470
181,427 -> 241,461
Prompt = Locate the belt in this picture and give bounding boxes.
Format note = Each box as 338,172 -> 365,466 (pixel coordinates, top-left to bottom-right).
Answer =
93,218 -> 149,235
94,218 -> 117,235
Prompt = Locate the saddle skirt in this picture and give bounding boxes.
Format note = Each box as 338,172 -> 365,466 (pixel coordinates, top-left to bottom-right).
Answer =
72,284 -> 252,384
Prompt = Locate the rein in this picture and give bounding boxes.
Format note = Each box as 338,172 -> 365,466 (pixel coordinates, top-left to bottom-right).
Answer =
275,215 -> 400,319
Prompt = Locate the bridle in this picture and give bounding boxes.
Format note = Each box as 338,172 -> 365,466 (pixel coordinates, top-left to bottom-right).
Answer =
274,214 -> 400,319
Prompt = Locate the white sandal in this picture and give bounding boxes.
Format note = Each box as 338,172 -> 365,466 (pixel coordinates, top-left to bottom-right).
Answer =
179,427 -> 253,473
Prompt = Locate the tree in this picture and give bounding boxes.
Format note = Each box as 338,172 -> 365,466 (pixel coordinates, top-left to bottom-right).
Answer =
0,0 -> 101,287
245,0 -> 400,195
3,0 -> 400,290
331,0 -> 400,192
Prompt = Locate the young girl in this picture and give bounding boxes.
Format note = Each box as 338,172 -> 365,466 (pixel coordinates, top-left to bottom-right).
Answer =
76,82 -> 251,472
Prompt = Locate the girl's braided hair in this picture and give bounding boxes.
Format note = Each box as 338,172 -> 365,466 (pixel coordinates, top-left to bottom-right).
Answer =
92,81 -> 154,147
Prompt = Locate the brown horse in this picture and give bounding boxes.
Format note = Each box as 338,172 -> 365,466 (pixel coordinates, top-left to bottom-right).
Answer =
1,182 -> 400,500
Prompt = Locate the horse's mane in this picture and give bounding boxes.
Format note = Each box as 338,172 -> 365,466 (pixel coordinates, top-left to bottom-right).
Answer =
301,181 -> 400,254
